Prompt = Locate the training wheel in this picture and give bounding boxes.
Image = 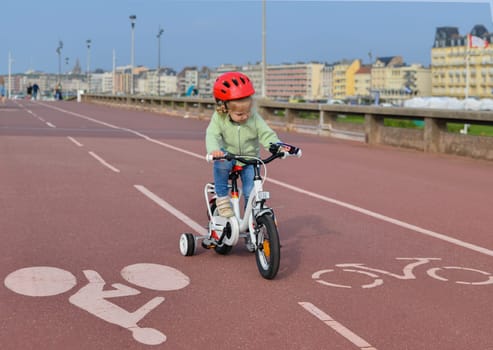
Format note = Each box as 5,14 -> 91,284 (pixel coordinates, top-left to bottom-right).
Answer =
179,233 -> 196,256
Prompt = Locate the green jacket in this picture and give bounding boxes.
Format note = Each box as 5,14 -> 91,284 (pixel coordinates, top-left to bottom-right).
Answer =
206,111 -> 280,157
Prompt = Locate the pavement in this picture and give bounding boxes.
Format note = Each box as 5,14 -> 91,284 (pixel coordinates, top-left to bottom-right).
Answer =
1,99 -> 492,350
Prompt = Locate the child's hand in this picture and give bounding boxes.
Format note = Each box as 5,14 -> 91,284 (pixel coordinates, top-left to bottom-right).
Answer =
211,150 -> 225,158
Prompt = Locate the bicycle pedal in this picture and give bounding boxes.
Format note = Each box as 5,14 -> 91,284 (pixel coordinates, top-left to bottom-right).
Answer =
202,238 -> 217,249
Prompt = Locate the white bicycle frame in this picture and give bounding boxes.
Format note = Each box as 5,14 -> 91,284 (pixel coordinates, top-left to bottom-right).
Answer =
204,161 -> 272,248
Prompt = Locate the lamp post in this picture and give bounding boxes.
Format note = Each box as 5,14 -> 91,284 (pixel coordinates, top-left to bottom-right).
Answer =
56,41 -> 63,83
157,26 -> 164,96
86,39 -> 92,93
65,57 -> 69,83
368,50 -> 373,104
261,0 -> 266,98
8,52 -> 13,100
129,14 -> 137,95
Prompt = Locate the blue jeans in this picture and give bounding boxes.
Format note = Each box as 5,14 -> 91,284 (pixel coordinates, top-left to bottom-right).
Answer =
214,160 -> 254,207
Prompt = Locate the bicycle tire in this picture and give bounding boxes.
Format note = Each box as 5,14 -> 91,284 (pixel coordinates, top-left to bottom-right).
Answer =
179,233 -> 196,256
255,214 -> 280,280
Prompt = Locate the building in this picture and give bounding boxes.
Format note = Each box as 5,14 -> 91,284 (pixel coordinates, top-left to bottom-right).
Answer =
371,56 -> 404,96
321,64 -> 334,99
354,65 -> 371,103
431,24 -> 493,98
332,59 -> 361,100
266,62 -> 325,100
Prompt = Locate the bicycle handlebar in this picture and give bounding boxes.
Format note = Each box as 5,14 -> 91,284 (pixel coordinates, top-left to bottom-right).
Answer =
206,143 -> 302,164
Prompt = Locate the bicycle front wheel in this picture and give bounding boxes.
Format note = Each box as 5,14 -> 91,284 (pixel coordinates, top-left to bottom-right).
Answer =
255,214 -> 280,280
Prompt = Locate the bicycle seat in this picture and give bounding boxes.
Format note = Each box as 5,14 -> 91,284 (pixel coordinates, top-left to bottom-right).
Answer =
231,165 -> 243,173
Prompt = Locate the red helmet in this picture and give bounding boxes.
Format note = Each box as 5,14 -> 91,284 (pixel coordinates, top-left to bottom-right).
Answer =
213,72 -> 255,101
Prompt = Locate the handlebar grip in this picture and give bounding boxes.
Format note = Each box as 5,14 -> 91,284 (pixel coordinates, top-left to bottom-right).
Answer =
274,142 -> 302,158
206,153 -> 233,162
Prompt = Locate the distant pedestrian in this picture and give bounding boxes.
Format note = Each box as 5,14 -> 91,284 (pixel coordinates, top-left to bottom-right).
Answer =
55,82 -> 63,100
27,84 -> 33,99
32,83 -> 40,100
0,77 -> 6,104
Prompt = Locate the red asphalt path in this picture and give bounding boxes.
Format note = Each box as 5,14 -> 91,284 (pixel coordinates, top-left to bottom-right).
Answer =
1,100 -> 492,350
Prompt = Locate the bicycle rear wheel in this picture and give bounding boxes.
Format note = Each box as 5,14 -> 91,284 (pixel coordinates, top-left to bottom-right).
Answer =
255,214 -> 280,280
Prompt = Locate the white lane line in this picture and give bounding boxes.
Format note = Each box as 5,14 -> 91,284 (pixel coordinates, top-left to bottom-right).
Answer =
46,122 -> 56,128
39,103 -> 493,257
40,104 -> 204,160
268,178 -> 493,257
299,302 -> 378,350
67,136 -> 83,147
88,151 -> 120,173
134,185 -> 207,236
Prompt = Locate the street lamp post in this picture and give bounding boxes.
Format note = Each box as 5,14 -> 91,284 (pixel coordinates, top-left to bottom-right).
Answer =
56,41 -> 63,83
86,39 -> 92,93
157,26 -> 164,96
129,15 -> 137,95
368,50 -> 373,104
65,57 -> 69,82
262,0 -> 266,98
8,52 -> 13,100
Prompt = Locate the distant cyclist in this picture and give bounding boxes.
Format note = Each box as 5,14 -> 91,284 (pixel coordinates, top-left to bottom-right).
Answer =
32,83 -> 40,100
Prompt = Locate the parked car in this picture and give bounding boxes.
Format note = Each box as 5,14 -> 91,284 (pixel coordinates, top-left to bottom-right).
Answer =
326,99 -> 345,105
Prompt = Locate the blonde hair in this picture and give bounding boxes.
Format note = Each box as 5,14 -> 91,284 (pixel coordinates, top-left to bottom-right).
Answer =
215,102 -> 228,115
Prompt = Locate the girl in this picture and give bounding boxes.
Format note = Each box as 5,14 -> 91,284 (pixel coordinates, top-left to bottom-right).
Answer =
206,72 -> 282,217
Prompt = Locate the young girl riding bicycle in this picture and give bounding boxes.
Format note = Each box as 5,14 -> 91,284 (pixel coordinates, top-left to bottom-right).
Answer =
206,72 -> 284,217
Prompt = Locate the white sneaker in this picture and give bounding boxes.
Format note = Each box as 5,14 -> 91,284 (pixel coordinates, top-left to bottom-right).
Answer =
216,197 -> 234,218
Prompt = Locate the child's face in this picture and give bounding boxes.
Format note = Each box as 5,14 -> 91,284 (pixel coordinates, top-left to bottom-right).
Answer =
228,98 -> 252,124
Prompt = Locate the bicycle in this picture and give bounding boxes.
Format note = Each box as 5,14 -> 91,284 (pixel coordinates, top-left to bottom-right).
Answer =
179,143 -> 302,280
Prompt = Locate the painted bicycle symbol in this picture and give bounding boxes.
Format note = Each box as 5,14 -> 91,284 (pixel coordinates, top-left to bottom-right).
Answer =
4,263 -> 190,345
312,257 -> 493,289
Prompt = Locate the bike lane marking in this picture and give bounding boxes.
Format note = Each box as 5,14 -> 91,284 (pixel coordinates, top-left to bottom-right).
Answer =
134,184 -> 208,236
311,257 -> 493,289
40,102 -> 493,257
299,302 -> 378,350
67,136 -> 83,147
4,266 -> 77,297
88,151 -> 120,173
4,264 -> 190,346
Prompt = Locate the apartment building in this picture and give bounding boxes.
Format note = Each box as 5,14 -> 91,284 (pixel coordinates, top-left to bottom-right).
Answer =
354,65 -> 371,101
266,62 -> 325,100
371,56 -> 431,103
431,24 -> 493,98
321,64 -> 334,99
90,72 -> 114,94
332,59 -> 361,100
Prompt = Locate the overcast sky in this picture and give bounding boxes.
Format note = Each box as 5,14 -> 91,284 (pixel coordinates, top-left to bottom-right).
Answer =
1,0 -> 492,74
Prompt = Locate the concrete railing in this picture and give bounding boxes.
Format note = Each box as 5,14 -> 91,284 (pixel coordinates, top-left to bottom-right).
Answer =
82,94 -> 493,161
